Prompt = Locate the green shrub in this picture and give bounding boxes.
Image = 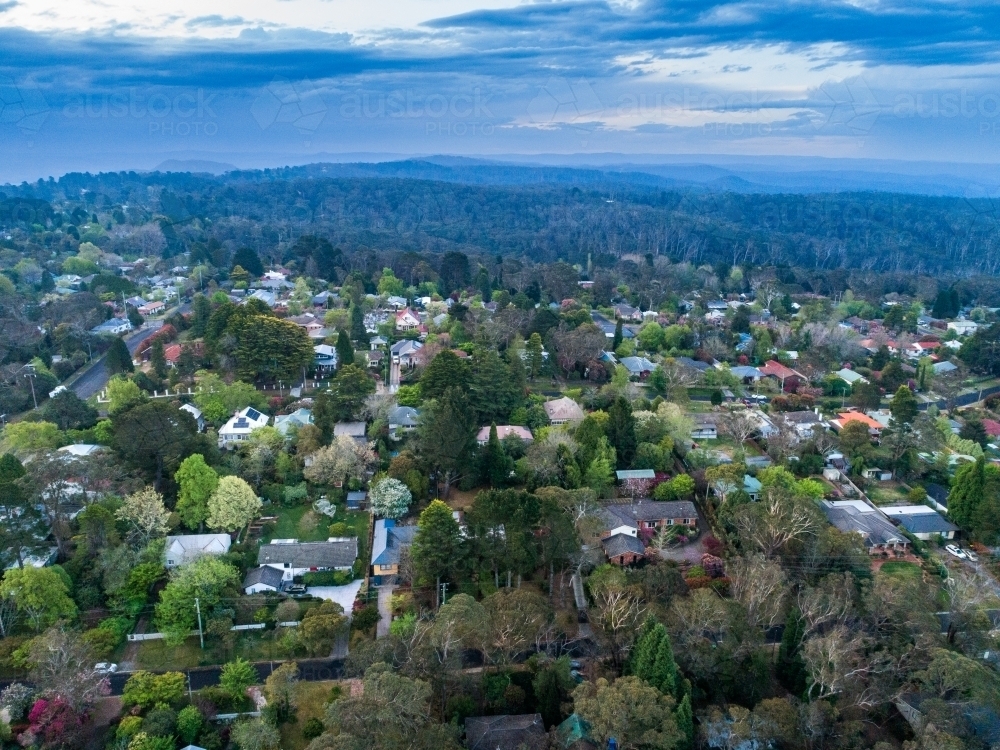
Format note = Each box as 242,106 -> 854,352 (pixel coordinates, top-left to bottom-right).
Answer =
117,716 -> 143,740
176,705 -> 203,744
328,522 -> 349,537
302,570 -> 353,586
303,718 -> 324,740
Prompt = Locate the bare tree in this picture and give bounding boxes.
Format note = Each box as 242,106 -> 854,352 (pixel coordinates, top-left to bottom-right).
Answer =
718,407 -> 759,447
734,488 -> 820,557
728,554 -> 787,630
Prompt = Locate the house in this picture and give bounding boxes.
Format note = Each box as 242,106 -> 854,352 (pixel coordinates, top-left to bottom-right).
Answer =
835,368 -> 868,386
390,339 -> 424,367
776,410 -> 826,441
743,475 -> 762,501
620,356 -> 657,379
334,422 -> 367,444
138,300 -> 165,316
821,500 -> 910,555
247,289 -> 278,307
476,425 -> 533,445
880,505 -> 959,540
312,290 -> 337,307
314,344 -> 338,371
243,565 -> 285,595
164,533 -> 232,569
613,304 -> 642,321
947,320 -> 978,336
543,396 -> 585,425
179,404 -> 205,432
90,317 -> 132,335
257,539 -> 358,579
274,408 -> 313,437
370,335 -> 388,349
933,360 -> 959,375
366,350 -> 385,369
465,715 -> 547,750
830,411 -> 885,437
602,533 -> 647,564
674,356 -> 711,374
690,415 -> 718,443
371,519 -> 418,583
597,501 -> 699,539
218,407 -> 269,447
288,313 -> 328,339
730,365 -> 763,383
591,312 -> 634,339
386,295 -> 408,309
759,360 -> 805,391
923,483 -> 950,513
394,308 -> 422,331
388,406 -> 420,438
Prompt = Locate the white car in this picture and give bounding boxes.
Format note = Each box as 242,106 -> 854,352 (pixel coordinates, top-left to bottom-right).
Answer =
945,545 -> 967,560
965,549 -> 979,562
94,663 -> 118,674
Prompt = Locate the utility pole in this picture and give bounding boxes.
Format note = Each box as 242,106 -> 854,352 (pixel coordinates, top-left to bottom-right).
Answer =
195,597 -> 204,649
23,367 -> 37,410
439,582 -> 448,607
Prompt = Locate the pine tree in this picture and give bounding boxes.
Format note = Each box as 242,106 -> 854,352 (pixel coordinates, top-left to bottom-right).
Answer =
890,385 -> 918,425
106,337 -> 135,375
776,608 -> 808,696
628,619 -> 662,678
613,319 -> 623,350
675,694 -> 693,750
482,424 -> 511,488
349,303 -> 369,346
606,396 -> 637,468
335,329 -> 355,367
150,338 -> 167,378
649,628 -> 679,697
411,500 -> 464,606
526,333 -> 544,379
948,456 -> 988,532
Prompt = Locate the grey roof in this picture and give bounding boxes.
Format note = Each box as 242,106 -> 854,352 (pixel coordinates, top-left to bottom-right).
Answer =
822,504 -> 905,548
371,520 -> 418,566
258,540 -> 358,568
243,566 -> 284,590
780,410 -> 823,425
620,356 -> 656,374
602,533 -> 646,558
391,339 -> 423,356
616,469 -> 655,480
333,422 -> 366,438
925,483 -> 949,508
895,513 -> 959,535
346,491 -> 366,509
590,312 -> 635,338
730,366 -> 763,378
388,406 -> 420,427
674,356 -> 711,372
466,715 -> 546,750
600,501 -> 698,530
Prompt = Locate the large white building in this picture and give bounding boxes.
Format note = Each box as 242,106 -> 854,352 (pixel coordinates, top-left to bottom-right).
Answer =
218,407 -> 269,447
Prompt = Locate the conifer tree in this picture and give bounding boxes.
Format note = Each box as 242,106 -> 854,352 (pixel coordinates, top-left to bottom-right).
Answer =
335,329 -> 355,367
676,693 -> 694,750
649,627 -> 679,697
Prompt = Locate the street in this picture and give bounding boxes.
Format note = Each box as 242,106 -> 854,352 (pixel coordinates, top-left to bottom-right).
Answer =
70,324 -> 162,399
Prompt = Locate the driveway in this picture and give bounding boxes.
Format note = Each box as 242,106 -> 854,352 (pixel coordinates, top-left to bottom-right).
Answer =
307,580 -> 363,617
376,585 -> 394,638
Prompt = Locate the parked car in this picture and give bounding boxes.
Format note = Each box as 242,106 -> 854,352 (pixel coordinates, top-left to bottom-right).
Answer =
94,663 -> 118,674
286,584 -> 307,595
964,549 -> 979,562
945,545 -> 967,559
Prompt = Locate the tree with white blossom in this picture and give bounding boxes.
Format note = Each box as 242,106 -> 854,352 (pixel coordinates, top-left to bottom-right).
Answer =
368,477 -> 413,519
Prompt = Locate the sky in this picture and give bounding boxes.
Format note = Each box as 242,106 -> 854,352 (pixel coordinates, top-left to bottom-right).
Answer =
3,0 -> 1000,182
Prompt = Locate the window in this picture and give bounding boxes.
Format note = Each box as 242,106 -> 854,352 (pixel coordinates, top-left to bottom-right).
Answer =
283,563 -> 290,568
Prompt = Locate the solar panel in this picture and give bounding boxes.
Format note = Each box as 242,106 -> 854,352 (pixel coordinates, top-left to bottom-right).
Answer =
235,419 -> 249,428
245,408 -> 261,421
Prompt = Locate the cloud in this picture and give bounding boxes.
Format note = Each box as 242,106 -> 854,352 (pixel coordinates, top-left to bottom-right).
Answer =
0,1 -> 18,11
185,16 -> 248,30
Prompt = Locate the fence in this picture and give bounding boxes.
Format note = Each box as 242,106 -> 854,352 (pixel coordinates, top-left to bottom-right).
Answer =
128,623 -> 265,641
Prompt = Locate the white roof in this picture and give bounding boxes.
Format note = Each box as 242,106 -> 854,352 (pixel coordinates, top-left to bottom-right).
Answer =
179,403 -> 202,419
219,406 -> 270,436
166,533 -> 232,558
879,504 -> 938,517
57,444 -> 104,457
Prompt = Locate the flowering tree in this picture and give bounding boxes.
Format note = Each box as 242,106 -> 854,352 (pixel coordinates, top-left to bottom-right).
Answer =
368,478 -> 413,519
303,435 -> 376,487
207,476 -> 262,532
115,487 -> 171,546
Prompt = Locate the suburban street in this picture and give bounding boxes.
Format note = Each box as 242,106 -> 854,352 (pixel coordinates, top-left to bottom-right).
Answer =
70,323 -> 162,399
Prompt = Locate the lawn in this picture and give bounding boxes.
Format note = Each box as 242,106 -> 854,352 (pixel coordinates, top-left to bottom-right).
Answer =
879,561 -> 923,580
264,504 -> 331,543
280,681 -> 342,750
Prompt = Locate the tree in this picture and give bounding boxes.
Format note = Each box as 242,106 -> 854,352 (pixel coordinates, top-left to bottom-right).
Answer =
0,420 -> 62,456
155,556 -> 240,645
106,336 -> 135,375
734,489 -> 820,557
572,676 -> 681,750
116,487 -> 171,546
613,318 -> 624,350
303,435 -> 377,487
469,349 -> 524,424
314,365 -> 376,434
411,500 -> 464,607
174,454 -> 218,531
606,396 -> 637,468
483,588 -> 551,666
418,387 -> 478,496
0,453 -> 46,569
335,329 -> 355,367
890,385 -> 919,426
231,718 -> 281,750
40,390 -> 98,431
106,376 -> 146,415
25,625 -> 108,711
231,315 -> 313,383
263,662 -> 298,722
551,323 -> 607,378
349,303 -> 369,346
207,475 -> 262,532
631,622 -> 680,697
232,247 -> 264,276
838,420 -> 873,461
112,399 -> 205,489
368,477 -> 412,519
481,423 -> 513,487
526,333 -> 544,379
948,457 -> 1000,541
588,565 -> 644,670
850,380 -> 882,411
121,671 -> 186,709
0,567 -> 76,631
220,657 -> 258,704
192,373 -> 266,423
150,338 -> 167,378
176,705 -> 203,744
298,600 -> 347,656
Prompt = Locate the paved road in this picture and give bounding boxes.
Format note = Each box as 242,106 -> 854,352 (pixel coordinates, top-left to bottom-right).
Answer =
70,323 -> 162,399
1,658 -> 345,696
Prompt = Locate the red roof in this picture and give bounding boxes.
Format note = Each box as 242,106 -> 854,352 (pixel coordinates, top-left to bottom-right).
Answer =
759,360 -> 800,379
164,344 -> 182,363
983,419 -> 1000,438
835,412 -> 884,430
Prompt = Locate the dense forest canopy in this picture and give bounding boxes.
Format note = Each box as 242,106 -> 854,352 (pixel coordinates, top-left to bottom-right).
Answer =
3,162 -> 1000,275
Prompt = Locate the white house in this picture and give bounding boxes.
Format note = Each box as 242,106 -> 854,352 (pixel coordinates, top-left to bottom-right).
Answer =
947,320 -> 978,336
242,566 -> 285,594
164,533 -> 232,568
543,397 -> 585,425
395,308 -> 421,331
179,403 -> 205,431
91,317 -> 132,335
218,407 -> 269,447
